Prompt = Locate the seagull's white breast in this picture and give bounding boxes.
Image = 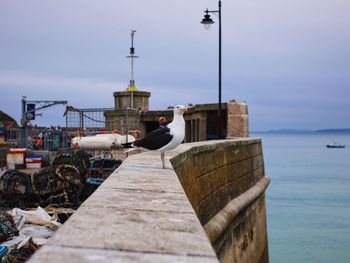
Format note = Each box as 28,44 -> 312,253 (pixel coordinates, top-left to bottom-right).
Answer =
158,117 -> 185,153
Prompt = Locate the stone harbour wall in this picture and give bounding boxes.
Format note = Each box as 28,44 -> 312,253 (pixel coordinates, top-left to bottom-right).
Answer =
28,138 -> 269,263
171,138 -> 269,263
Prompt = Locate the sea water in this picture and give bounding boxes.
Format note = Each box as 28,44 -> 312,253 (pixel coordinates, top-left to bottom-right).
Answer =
253,132 -> 350,263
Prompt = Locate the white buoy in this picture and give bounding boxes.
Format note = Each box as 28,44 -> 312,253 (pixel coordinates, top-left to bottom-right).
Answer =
71,134 -> 135,150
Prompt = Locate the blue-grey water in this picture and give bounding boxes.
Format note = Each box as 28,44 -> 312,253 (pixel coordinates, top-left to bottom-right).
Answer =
254,132 -> 350,263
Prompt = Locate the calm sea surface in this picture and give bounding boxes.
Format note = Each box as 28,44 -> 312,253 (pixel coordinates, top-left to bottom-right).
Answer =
253,132 -> 350,263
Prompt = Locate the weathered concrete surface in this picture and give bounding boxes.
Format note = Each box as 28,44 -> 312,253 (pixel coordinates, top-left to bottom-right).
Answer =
28,149 -> 218,263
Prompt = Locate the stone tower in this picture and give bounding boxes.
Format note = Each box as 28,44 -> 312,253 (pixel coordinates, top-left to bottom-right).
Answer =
113,90 -> 150,111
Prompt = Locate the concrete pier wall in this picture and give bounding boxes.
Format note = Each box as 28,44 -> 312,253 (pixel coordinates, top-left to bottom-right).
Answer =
28,138 -> 269,263
171,138 -> 269,262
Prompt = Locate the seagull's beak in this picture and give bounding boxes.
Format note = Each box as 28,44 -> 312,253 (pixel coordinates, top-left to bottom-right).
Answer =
180,107 -> 188,113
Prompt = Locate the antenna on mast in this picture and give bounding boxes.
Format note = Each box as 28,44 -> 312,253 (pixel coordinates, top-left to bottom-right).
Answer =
127,29 -> 138,91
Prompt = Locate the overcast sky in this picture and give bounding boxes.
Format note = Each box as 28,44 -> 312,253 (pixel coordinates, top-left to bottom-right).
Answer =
0,0 -> 349,131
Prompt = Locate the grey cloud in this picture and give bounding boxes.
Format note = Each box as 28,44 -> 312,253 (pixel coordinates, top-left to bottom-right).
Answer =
0,0 -> 349,130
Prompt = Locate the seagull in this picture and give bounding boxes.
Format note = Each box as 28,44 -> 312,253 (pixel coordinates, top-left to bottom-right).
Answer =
133,105 -> 187,169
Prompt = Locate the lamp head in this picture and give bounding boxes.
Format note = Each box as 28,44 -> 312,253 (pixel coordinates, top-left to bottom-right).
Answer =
201,10 -> 214,30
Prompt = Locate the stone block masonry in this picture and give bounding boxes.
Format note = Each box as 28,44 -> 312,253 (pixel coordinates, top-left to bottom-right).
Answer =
227,101 -> 249,137
171,138 -> 269,262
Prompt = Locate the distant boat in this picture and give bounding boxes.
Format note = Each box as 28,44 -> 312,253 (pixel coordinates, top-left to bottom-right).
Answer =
326,142 -> 346,148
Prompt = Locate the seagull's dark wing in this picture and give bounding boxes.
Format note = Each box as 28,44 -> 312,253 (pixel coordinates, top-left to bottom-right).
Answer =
133,126 -> 173,150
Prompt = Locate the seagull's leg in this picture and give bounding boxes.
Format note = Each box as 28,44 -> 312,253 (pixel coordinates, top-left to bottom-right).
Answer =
161,152 -> 165,169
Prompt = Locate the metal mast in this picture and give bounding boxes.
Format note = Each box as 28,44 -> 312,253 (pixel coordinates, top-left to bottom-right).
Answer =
127,30 -> 138,91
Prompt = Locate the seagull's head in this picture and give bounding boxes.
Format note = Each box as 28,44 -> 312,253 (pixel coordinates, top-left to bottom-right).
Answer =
173,105 -> 188,115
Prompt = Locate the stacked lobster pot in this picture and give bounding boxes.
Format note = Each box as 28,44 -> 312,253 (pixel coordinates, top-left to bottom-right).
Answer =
0,151 -> 123,208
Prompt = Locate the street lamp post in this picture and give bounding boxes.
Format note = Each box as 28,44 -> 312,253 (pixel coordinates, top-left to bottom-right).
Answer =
201,0 -> 223,139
